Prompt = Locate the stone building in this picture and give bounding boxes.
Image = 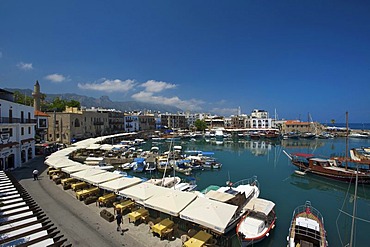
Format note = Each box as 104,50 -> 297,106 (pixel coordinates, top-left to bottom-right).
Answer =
47,107 -> 109,144
160,113 -> 187,129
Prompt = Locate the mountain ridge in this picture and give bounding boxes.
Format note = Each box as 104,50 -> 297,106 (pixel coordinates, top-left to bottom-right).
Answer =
4,88 -> 182,113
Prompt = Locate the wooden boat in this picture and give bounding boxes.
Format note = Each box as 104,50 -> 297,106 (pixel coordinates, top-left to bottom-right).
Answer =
287,201 -> 328,247
285,152 -> 370,184
285,113 -> 370,184
236,198 -> 276,246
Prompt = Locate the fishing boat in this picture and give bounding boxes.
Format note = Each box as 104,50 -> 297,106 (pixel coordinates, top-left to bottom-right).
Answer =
132,157 -> 146,172
285,113 -> 370,183
200,176 -> 260,233
284,152 -> 370,184
173,177 -> 197,191
236,198 -> 276,246
287,201 -> 328,247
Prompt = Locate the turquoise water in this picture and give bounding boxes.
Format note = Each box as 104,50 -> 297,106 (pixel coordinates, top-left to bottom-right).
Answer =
140,137 -> 370,247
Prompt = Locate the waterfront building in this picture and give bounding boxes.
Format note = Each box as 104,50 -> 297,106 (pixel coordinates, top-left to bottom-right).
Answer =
160,113 -> 187,129
124,113 -> 140,132
204,116 -> 225,129
251,109 -> 269,119
47,107 -> 109,144
0,88 -> 36,170
281,120 -> 323,134
231,114 -> 249,129
138,113 -> 156,131
184,112 -> 211,129
84,107 -> 125,135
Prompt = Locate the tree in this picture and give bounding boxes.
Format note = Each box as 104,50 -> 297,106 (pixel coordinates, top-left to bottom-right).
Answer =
13,91 -> 33,106
331,119 -> 335,126
194,119 -> 207,131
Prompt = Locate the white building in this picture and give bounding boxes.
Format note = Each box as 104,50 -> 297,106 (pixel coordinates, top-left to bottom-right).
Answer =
124,114 -> 139,132
0,89 -> 36,170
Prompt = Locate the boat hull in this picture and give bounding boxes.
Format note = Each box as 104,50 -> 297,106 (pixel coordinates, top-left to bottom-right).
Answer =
291,160 -> 370,184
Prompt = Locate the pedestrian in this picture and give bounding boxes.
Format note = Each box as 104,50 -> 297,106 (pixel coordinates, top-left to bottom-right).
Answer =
116,210 -> 122,231
33,169 -> 39,180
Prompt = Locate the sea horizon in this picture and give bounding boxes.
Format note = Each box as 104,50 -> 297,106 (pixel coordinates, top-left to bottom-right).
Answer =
321,122 -> 370,130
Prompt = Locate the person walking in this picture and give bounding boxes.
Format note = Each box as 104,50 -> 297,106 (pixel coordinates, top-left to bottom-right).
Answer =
32,169 -> 39,180
116,210 -> 122,231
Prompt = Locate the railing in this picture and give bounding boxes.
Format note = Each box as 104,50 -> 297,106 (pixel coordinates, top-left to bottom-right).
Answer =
289,201 -> 325,243
0,117 -> 36,124
232,175 -> 259,189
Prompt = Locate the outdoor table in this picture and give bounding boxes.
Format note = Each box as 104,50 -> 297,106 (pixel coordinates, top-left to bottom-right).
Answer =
71,182 -> 88,191
75,187 -> 99,200
114,200 -> 134,214
183,230 -> 213,247
98,193 -> 116,207
61,178 -> 77,186
151,218 -> 174,237
128,208 -> 149,223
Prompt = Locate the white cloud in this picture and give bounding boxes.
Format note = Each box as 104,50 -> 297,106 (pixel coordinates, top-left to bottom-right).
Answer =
45,73 -> 66,83
140,80 -> 176,93
78,79 -> 136,93
17,62 -> 33,71
132,91 -> 203,111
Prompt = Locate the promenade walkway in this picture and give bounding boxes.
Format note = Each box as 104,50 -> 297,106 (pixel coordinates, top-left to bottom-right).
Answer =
11,156 -> 182,247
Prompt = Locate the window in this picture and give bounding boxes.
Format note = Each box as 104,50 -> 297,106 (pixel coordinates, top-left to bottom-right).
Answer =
9,109 -> 13,123
21,127 -> 24,135
21,111 -> 24,123
28,126 -> 31,134
28,112 -> 31,122
74,119 -> 80,127
39,119 -> 47,128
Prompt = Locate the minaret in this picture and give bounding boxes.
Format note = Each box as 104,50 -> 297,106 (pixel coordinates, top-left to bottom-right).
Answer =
32,80 -> 41,111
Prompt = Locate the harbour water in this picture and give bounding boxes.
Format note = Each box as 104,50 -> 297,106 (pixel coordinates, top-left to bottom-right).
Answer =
138,136 -> 370,247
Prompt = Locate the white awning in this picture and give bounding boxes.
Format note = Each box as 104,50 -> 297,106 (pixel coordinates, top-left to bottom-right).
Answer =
99,177 -> 142,193
83,172 -> 122,186
61,164 -> 91,174
144,189 -> 197,216
118,183 -> 168,203
180,197 -> 238,234
70,169 -> 107,182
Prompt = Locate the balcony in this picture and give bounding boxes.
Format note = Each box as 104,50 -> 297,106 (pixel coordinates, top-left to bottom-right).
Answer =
0,117 -> 37,124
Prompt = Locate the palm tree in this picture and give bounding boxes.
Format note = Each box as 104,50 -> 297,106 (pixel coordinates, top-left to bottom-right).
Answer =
330,119 -> 335,126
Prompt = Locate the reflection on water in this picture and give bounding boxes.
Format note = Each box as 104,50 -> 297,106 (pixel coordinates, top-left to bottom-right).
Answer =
141,137 -> 370,246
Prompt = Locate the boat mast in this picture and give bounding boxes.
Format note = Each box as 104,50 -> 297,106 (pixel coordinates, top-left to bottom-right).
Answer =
349,163 -> 358,247
345,112 -> 349,169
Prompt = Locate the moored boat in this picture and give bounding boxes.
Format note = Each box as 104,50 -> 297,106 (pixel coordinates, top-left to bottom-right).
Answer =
200,176 -> 260,233
287,201 -> 328,247
236,198 -> 276,246
284,152 -> 370,184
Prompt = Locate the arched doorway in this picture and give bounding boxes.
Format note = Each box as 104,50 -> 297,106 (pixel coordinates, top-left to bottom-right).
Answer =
7,154 -> 15,169
21,150 -> 26,163
28,147 -> 33,161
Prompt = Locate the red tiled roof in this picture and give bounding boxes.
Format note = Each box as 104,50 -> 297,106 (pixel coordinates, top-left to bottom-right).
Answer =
34,110 -> 50,117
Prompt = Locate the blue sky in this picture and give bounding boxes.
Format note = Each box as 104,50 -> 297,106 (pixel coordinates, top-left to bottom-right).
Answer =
1,1 -> 370,123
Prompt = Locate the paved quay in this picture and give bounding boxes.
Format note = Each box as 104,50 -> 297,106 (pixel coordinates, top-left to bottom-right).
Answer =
11,156 -> 183,247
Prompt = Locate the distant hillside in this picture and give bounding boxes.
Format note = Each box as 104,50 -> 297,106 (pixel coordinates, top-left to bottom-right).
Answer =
5,88 -> 182,113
